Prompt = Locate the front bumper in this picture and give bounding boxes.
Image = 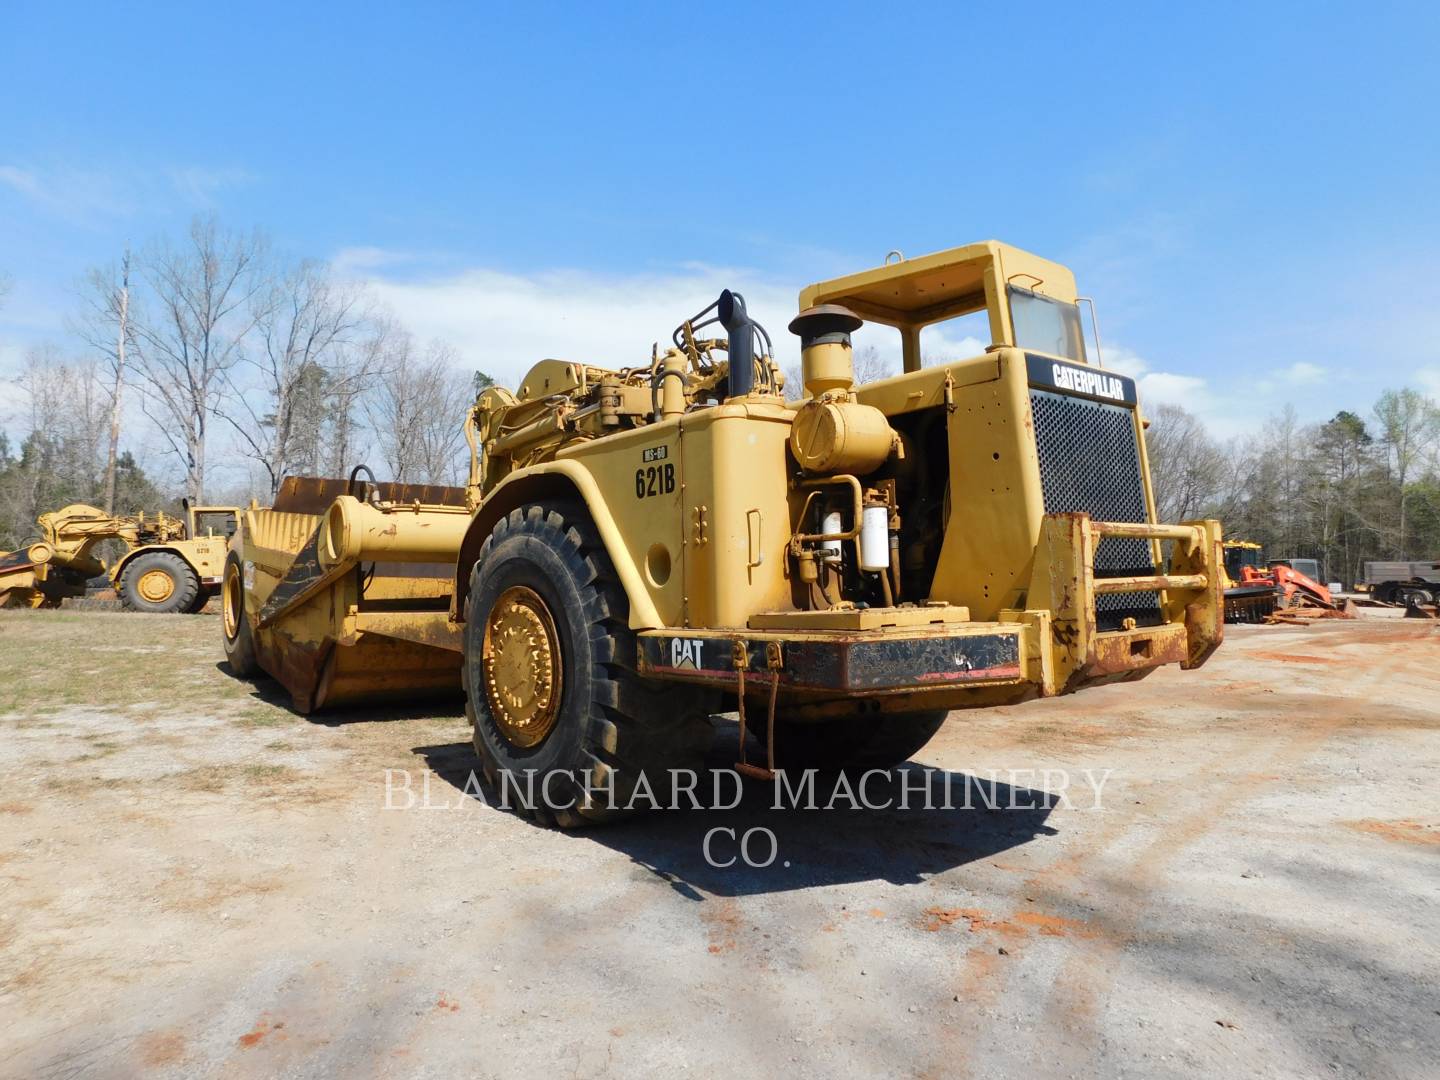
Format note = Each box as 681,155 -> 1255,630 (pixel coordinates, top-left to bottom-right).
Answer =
636,513 -> 1224,714
639,623 -> 1024,696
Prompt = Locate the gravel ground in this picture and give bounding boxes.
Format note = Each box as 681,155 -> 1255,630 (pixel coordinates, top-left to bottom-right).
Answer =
0,609 -> 1436,1078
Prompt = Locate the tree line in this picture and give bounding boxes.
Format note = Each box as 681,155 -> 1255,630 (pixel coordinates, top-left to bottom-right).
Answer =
1,216 -> 481,549
1146,391 -> 1440,586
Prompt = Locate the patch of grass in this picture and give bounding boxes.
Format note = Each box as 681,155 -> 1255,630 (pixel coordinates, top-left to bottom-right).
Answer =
235,706 -> 287,729
242,763 -> 299,782
7,715 -> 62,730
177,767 -> 228,794
49,774 -> 132,794
176,762 -> 304,794
74,741 -> 124,762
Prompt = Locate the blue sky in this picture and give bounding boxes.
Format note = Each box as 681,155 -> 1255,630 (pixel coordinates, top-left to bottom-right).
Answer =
3,1 -> 1438,451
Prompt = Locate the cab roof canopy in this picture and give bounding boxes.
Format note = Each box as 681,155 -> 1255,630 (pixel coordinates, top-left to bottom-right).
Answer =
798,240 -> 1079,373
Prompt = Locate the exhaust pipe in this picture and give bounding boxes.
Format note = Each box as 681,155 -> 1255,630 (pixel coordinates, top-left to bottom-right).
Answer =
718,289 -> 755,398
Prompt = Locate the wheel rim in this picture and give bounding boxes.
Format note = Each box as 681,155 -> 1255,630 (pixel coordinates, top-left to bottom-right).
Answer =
137,568 -> 176,604
223,565 -> 242,640
482,585 -> 562,748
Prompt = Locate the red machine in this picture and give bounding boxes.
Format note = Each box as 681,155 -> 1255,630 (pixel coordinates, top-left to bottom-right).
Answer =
1239,560 -> 1334,610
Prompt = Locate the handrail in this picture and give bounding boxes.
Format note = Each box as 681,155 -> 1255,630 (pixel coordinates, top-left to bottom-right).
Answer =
1092,520 -> 1202,551
1094,573 -> 1208,595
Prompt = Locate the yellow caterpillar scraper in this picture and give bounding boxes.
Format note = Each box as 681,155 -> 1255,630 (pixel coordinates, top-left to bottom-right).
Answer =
226,240 -> 1224,825
0,502 -> 238,612
222,475 -> 471,711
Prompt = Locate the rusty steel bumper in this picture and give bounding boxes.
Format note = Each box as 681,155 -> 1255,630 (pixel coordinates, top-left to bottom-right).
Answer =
636,514 -> 1223,712
1025,514 -> 1223,694
638,624 -> 1025,697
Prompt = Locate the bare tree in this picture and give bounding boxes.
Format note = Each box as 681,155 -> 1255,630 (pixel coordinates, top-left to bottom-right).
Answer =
1374,388 -> 1439,556
3,347 -> 107,529
322,328 -> 387,477
364,334 -> 472,485
1261,405 -> 1305,557
1144,402 -> 1228,522
220,260 -> 365,494
74,250 -> 134,512
131,217 -> 266,503
854,345 -> 897,385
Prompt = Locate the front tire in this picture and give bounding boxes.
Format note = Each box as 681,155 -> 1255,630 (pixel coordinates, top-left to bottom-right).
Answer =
119,552 -> 199,614
463,503 -> 714,827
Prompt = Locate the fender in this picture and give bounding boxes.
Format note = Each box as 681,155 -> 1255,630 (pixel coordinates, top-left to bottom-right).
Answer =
451,461 -> 663,630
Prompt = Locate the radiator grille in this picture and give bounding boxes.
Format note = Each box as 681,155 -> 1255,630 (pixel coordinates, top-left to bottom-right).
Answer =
1029,388 -> 1162,631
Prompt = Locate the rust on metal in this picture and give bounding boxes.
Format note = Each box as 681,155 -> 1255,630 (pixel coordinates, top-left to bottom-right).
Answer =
1093,573 -> 1207,595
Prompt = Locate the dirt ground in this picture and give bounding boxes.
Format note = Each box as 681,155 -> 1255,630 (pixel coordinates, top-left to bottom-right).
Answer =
1,610 -> 1437,1079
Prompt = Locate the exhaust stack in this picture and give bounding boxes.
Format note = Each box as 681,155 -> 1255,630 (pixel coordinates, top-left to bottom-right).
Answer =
718,289 -> 756,398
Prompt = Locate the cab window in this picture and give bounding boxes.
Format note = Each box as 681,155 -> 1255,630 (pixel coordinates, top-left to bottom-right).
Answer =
1008,286 -> 1087,362
194,512 -> 237,538
919,309 -> 991,366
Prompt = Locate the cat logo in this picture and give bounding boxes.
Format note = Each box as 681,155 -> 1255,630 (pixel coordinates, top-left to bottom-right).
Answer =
1051,361 -> 1126,402
671,638 -> 703,669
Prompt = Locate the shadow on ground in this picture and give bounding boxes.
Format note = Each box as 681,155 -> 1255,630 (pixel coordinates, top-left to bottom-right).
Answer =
215,661 -> 465,724
414,725 -> 1058,900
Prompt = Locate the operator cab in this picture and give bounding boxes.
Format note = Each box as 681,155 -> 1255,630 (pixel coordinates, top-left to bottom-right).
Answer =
798,240 -> 1097,377
1272,557 -> 1322,582
181,498 -> 239,540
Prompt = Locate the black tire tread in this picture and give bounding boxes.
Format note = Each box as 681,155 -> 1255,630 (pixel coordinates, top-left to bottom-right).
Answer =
465,501 -> 714,827
222,551 -> 259,676
119,551 -> 200,615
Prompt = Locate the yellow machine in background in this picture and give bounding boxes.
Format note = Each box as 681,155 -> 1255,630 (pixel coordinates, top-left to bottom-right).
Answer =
1221,539 -> 1278,623
226,240 -> 1223,825
0,501 -> 239,613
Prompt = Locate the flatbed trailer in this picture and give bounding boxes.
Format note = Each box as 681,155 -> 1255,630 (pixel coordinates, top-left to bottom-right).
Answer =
1362,561 -> 1440,605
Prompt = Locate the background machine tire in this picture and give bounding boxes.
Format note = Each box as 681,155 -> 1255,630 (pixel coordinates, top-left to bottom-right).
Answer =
118,551 -> 200,614
749,710 -> 949,772
463,503 -> 715,827
221,551 -> 259,676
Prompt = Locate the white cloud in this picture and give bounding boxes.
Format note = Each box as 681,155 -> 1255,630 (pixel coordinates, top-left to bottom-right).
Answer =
334,254 -> 804,386
337,257 -> 1256,437
1280,361 -> 1326,385
1094,342 -> 1149,378
1418,367 -> 1440,400
165,166 -> 255,205
0,164 -> 117,221
332,247 -> 413,274
1137,371 -> 1208,403
0,162 -> 253,224
1078,339 -> 1211,408
1077,338 -> 1261,436
0,165 -> 40,198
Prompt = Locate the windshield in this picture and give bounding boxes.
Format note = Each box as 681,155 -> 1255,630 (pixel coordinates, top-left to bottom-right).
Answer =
1009,286 -> 1087,362
194,512 -> 237,538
